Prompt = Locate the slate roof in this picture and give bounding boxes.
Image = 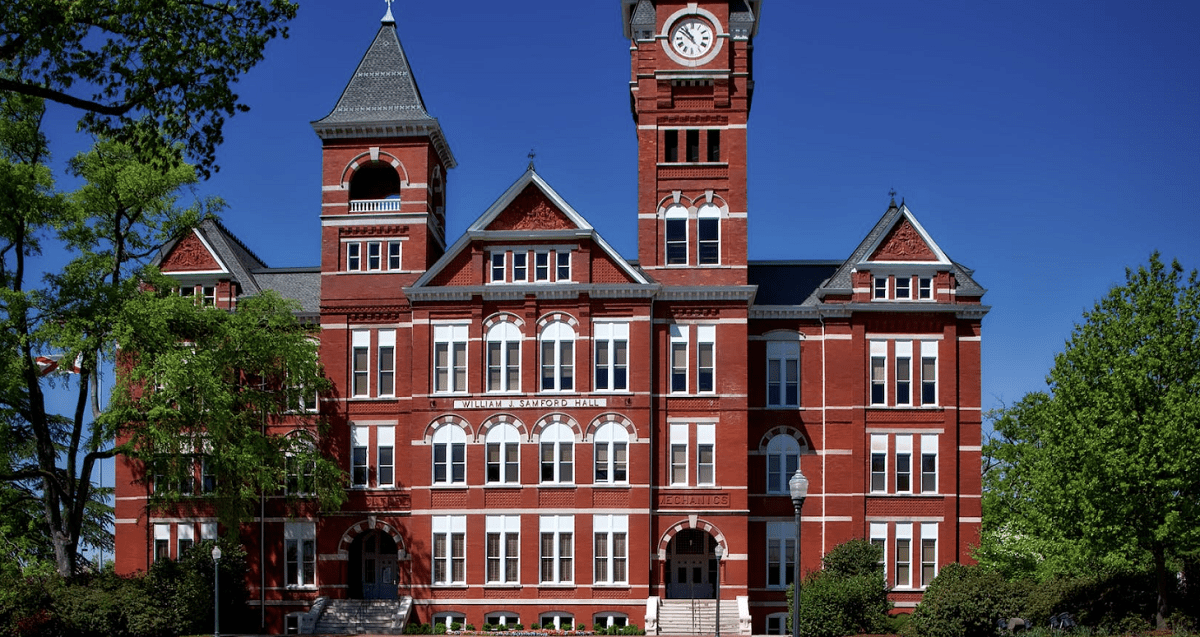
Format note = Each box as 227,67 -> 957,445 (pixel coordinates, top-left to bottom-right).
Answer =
250,268 -> 321,316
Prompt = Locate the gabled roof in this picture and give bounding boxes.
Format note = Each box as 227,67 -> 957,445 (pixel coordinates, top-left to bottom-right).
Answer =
154,219 -> 267,295
312,16 -> 456,168
411,167 -> 651,289
807,202 -> 985,304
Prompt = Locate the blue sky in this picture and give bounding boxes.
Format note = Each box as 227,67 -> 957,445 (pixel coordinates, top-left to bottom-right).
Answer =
38,1 -> 1198,419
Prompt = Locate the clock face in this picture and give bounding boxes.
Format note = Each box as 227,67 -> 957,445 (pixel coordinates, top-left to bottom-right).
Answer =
671,18 -> 714,59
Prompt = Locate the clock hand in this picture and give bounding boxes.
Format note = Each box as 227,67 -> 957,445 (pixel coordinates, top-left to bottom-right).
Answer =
679,28 -> 696,45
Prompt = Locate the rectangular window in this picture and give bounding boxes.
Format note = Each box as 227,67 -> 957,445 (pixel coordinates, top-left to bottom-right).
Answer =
767,341 -> 800,407
669,325 -> 688,393
895,523 -> 913,588
918,277 -> 932,299
873,276 -> 887,299
286,452 -> 315,496
432,516 -> 466,585
201,522 -> 217,542
697,325 -> 715,393
388,241 -> 401,270
433,435 -> 466,485
766,521 -> 796,588
434,324 -> 468,393
685,129 -> 700,162
921,435 -> 938,493
347,242 -> 361,271
378,427 -> 395,487
666,217 -> 687,265
487,337 -> 521,394
921,524 -> 938,587
556,251 -> 571,281
534,252 -> 550,281
895,276 -> 911,299
179,457 -> 195,495
367,241 -> 381,271
486,516 -> 520,584
351,426 -> 368,487
201,456 -> 216,494
896,341 -> 912,406
491,252 -> 506,283
698,213 -> 719,265
352,330 -> 370,397
486,437 -> 520,484
378,330 -> 395,397
896,434 -> 912,493
921,341 -> 938,405
696,423 -> 715,486
766,446 -> 799,494
670,424 -> 688,486
539,516 -> 574,584
285,522 -> 316,588
870,341 -> 887,405
707,129 -> 720,162
594,322 -> 628,392
593,515 -> 628,584
540,330 -> 574,393
177,523 -> 194,557
202,286 -> 216,306
870,522 -> 888,579
664,129 -> 679,162
513,252 -> 527,281
870,434 -> 887,493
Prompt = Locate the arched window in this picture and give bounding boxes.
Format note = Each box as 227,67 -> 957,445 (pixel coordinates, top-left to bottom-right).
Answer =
697,203 -> 720,265
766,339 -> 801,407
539,613 -> 574,631
593,422 -> 629,484
486,322 -> 522,393
349,161 -> 401,201
432,425 -> 466,485
594,613 -> 628,629
540,423 -> 575,484
665,204 -> 688,265
766,434 -> 801,494
540,321 -> 575,392
485,423 -> 521,484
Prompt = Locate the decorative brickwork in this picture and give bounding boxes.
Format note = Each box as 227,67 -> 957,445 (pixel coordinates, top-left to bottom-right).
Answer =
870,218 -> 938,261
162,232 -> 221,272
488,185 -> 575,231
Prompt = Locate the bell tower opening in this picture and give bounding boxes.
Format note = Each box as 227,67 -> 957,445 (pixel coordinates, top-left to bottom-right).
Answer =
349,161 -> 402,202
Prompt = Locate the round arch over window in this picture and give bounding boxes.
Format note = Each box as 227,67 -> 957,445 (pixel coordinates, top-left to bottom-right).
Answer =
593,421 -> 630,484
485,423 -> 521,485
539,321 -> 575,392
349,161 -> 402,201
665,203 -> 689,265
431,423 -> 467,485
765,434 -> 801,495
486,321 -> 522,393
539,423 -> 575,484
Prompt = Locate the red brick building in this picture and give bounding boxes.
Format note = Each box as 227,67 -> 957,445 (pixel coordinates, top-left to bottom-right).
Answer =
114,2 -> 987,634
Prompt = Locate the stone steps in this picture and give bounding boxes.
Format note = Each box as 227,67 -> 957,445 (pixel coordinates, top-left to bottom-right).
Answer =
311,598 -> 412,635
656,599 -> 740,635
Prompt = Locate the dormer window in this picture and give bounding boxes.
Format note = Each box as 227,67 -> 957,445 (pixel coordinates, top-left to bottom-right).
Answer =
873,277 -> 887,299
918,277 -> 933,300
488,248 -> 574,284
895,276 -> 911,300
872,274 -> 937,301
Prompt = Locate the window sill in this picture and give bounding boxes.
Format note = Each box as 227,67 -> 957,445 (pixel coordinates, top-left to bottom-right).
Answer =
285,585 -> 318,591
483,583 -> 522,589
538,483 -> 577,489
591,583 -> 631,589
429,484 -> 469,490
537,583 -> 577,589
430,583 -> 469,589
591,483 -> 631,488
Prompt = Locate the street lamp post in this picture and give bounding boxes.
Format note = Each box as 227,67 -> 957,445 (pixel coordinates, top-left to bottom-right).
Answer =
789,469 -> 809,637
714,544 -> 724,637
212,545 -> 222,637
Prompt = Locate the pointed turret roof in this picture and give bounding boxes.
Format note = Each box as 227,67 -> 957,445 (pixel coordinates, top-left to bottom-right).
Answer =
312,15 -> 455,168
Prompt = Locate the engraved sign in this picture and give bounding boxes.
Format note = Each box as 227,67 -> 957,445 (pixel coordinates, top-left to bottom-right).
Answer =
656,492 -> 731,508
452,398 -> 608,410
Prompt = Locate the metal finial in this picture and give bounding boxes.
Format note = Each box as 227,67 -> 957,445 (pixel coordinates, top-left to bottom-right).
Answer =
382,0 -> 395,23
527,149 -> 536,171
888,188 -> 897,207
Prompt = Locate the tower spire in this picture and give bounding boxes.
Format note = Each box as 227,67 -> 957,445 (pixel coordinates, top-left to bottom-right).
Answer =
382,0 -> 395,24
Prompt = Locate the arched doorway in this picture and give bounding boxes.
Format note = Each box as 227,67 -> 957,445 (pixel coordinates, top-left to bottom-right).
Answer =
665,529 -> 719,599
349,530 -> 398,599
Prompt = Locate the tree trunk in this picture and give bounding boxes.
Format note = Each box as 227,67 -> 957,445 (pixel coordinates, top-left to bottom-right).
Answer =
1153,545 -> 1169,631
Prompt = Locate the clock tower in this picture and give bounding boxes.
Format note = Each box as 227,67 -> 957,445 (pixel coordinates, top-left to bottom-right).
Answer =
623,0 -> 760,285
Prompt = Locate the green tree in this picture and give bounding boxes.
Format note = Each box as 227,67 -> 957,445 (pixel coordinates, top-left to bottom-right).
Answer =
0,0 -> 298,175
979,253 -> 1200,629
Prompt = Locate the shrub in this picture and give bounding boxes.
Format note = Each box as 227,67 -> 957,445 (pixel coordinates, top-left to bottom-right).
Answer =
792,572 -> 890,637
434,622 -> 447,634
821,538 -> 885,579
903,563 -> 1024,637
577,623 -> 586,631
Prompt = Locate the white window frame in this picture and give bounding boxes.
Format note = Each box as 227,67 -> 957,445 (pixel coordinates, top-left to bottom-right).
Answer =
486,423 -> 521,485
433,613 -> 467,630
432,515 -> 466,585
352,330 -> 370,397
539,515 -> 574,584
895,434 -> 913,494
513,252 -> 528,282
920,340 -> 939,406
200,522 -> 217,541
378,426 -> 395,487
895,275 -> 911,299
593,322 -> 629,392
177,523 -> 194,557
870,522 -> 888,581
593,422 -> 629,484
766,434 -> 800,494
870,434 -> 888,493
433,324 -> 469,394
918,276 -> 933,300
539,423 -> 575,484
556,251 -> 571,281
387,241 -> 401,270
366,241 -> 382,271
539,321 -> 575,392
895,341 -> 913,406
595,613 -> 629,629
351,426 -> 368,488
696,325 -> 715,393
665,204 -> 689,266
895,522 -> 913,588
669,424 -> 688,486
432,425 -> 467,486
696,423 -> 715,486
697,202 -> 720,265
765,521 -> 796,589
486,322 -> 522,393
347,242 -> 361,271
920,434 -> 938,493
873,276 -> 887,299
920,523 -> 938,588
669,325 -> 688,394
534,251 -> 550,281
378,329 -> 395,397
539,613 -> 575,631
766,613 -> 789,635
285,521 -> 317,588
490,251 -> 506,283
593,514 -> 628,585
766,340 -> 800,407
869,340 -> 887,406
485,515 -> 521,584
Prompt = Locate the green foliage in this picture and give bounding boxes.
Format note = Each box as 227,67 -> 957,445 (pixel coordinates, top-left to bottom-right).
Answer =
787,539 -> 891,636
821,537 -> 885,579
903,563 -> 1024,637
0,0 -> 298,175
980,253 -> 1200,627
